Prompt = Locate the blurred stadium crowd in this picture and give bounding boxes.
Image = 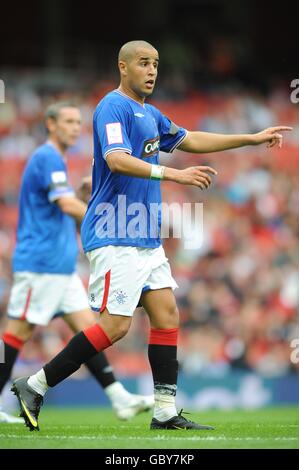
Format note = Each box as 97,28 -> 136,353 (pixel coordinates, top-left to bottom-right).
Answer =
0,72 -> 299,379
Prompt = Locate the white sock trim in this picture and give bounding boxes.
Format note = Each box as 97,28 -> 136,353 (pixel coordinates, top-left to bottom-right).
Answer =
153,392 -> 177,422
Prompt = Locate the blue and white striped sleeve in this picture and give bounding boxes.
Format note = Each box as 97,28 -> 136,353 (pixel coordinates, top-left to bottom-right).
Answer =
41,153 -> 75,203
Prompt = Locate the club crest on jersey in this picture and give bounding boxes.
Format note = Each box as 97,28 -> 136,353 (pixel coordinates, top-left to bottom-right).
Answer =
142,136 -> 160,157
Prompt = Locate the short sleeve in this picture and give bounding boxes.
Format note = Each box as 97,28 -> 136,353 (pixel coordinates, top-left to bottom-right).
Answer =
40,152 -> 75,203
96,103 -> 133,160
157,111 -> 187,153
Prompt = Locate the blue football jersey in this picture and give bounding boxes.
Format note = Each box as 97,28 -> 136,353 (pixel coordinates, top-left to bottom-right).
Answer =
13,142 -> 78,274
81,89 -> 187,252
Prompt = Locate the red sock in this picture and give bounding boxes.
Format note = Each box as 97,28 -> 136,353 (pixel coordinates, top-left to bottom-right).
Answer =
83,324 -> 112,352
149,328 -> 178,346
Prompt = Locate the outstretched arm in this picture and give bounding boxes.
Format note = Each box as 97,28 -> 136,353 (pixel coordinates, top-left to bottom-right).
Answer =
178,126 -> 293,153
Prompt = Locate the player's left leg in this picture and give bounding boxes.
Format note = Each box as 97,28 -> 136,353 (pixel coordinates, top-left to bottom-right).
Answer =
11,309 -> 132,431
141,287 -> 213,430
63,309 -> 154,420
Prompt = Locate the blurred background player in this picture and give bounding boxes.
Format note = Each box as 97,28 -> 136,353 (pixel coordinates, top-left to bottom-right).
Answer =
0,101 -> 154,423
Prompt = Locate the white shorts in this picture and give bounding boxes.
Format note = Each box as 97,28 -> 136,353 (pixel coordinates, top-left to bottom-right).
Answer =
86,245 -> 178,317
7,272 -> 89,326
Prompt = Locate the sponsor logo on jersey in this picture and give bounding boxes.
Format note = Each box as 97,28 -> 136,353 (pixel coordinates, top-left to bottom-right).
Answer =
142,136 -> 160,157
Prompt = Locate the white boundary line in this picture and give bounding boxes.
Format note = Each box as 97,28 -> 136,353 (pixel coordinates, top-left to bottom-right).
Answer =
0,434 -> 298,442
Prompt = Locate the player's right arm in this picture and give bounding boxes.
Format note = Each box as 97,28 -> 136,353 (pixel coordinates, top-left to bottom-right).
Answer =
106,151 -> 217,190
98,102 -> 217,190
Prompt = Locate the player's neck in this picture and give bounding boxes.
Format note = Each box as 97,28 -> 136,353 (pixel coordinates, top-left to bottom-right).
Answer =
117,85 -> 145,106
47,138 -> 68,157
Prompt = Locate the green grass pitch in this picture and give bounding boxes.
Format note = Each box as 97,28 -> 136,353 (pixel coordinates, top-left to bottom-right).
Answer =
0,406 -> 298,449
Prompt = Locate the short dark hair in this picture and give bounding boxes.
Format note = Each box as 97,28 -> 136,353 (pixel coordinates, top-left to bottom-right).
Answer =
44,101 -> 78,121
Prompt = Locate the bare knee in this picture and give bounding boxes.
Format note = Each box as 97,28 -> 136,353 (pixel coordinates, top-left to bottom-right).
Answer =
98,309 -> 132,343
170,305 -> 179,327
156,304 -> 179,329
63,309 -> 96,333
148,300 -> 179,330
141,288 -> 180,329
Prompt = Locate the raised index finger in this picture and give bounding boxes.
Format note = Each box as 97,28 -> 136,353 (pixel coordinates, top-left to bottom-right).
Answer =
271,126 -> 293,132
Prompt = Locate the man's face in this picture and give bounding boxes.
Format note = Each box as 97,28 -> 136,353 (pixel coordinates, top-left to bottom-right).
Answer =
122,47 -> 159,98
48,107 -> 82,148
